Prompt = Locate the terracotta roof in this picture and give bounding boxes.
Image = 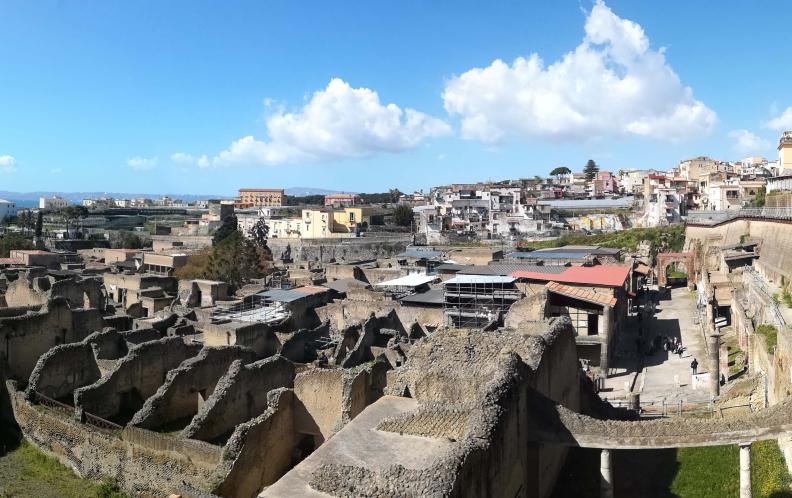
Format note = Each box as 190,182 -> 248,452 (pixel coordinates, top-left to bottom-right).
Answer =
0,258 -> 23,265
513,265 -> 631,287
634,263 -> 651,275
546,281 -> 617,307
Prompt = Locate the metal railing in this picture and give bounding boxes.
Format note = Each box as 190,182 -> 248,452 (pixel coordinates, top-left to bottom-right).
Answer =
83,411 -> 123,433
32,391 -> 73,415
688,208 -> 792,225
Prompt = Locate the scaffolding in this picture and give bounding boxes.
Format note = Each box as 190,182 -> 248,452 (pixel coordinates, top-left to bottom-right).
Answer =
443,275 -> 522,329
212,294 -> 291,325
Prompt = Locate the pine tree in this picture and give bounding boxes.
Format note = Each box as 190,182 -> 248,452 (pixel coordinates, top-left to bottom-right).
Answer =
584,159 -> 600,180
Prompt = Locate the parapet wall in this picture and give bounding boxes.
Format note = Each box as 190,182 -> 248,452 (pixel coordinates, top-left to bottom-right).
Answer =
8,382 -> 222,496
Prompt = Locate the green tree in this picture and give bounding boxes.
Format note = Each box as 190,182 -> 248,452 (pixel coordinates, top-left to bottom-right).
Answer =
61,205 -> 88,236
392,204 -> 414,227
0,233 -> 34,257
212,215 -> 238,246
112,231 -> 145,249
388,188 -> 404,203
247,218 -> 270,249
550,166 -> 571,180
754,186 -> 766,207
34,211 -> 43,239
206,232 -> 265,290
584,159 -> 600,180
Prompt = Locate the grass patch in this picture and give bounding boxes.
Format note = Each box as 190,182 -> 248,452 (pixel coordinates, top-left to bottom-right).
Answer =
756,324 -> 779,354
517,225 -> 685,255
0,429 -> 128,498
552,442 -> 792,497
783,289 -> 792,309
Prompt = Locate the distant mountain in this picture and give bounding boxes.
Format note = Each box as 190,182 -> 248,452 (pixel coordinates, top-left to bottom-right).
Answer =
0,191 -> 231,204
284,187 -> 343,196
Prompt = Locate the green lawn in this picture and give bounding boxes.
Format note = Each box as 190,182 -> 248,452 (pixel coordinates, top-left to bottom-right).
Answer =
0,428 -> 127,498
552,440 -> 792,497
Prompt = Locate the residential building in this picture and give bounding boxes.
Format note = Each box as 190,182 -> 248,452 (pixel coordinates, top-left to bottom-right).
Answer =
642,174 -> 684,226
324,193 -> 360,207
779,131 -> 792,173
235,188 -> 284,209
39,196 -> 69,210
0,199 -> 18,221
267,209 -> 357,239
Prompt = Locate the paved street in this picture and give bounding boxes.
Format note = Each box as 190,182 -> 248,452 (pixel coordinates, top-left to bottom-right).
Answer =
602,286 -> 711,407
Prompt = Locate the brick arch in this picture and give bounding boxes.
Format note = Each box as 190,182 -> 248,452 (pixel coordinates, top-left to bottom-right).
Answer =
656,252 -> 695,287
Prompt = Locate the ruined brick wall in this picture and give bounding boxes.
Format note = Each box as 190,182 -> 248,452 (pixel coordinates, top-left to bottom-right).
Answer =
26,342 -> 101,401
293,368 -> 344,443
214,389 -> 297,498
267,237 -> 409,264
8,383 -> 222,497
202,321 -> 279,358
75,337 -> 201,420
0,298 -> 101,382
131,346 -> 257,430
182,356 -> 294,442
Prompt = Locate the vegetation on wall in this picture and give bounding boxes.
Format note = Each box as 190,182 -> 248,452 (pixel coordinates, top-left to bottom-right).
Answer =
756,324 -> 779,354
518,225 -> 685,254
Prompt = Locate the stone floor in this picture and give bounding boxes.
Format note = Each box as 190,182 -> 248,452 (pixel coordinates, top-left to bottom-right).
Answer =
602,286 -> 711,408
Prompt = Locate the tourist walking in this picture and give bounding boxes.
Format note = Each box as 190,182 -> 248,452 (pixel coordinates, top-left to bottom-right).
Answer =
691,358 -> 698,375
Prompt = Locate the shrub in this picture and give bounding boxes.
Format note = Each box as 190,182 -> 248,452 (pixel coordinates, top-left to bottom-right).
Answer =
756,324 -> 779,354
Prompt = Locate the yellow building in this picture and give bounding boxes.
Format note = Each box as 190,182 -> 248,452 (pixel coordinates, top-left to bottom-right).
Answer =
779,132 -> 792,172
268,209 -> 355,239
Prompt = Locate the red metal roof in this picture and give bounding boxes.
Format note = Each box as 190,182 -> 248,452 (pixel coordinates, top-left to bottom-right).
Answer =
513,265 -> 631,287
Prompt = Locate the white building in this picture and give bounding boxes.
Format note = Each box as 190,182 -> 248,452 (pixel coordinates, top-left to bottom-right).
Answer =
39,196 -> 69,210
0,199 -> 18,221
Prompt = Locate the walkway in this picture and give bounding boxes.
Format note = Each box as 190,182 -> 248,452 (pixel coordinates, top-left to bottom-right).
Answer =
602,286 -> 710,405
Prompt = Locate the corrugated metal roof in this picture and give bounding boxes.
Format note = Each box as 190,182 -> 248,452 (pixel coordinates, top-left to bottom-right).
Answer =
321,278 -> 367,294
513,265 -> 631,287
434,263 -> 470,272
258,289 -> 308,303
444,275 -> 516,285
510,251 -> 591,260
374,274 -> 437,287
460,264 -> 567,276
400,288 -> 445,305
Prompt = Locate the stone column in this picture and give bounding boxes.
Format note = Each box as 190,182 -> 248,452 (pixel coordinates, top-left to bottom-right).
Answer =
708,332 -> 720,397
740,443 -> 751,498
600,305 -> 613,378
600,449 -> 614,498
720,343 -> 730,384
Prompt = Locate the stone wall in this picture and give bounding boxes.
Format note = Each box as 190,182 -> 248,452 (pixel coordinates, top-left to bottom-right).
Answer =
214,389 -> 297,498
131,346 -> 257,430
75,337 -> 201,421
9,383 -> 222,497
0,298 -> 104,381
202,321 -> 279,358
268,237 -> 409,264
4,273 -> 105,310
182,355 -> 294,442
279,322 -> 331,363
26,342 -> 101,401
292,369 -> 344,443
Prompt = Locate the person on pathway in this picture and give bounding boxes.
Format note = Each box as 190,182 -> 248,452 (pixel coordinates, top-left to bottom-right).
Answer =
691,358 -> 698,376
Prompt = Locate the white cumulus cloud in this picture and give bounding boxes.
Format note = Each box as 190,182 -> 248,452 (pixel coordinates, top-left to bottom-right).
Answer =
729,129 -> 771,155
170,152 -> 195,164
126,156 -> 158,171
765,107 -> 792,131
0,155 -> 17,173
212,78 -> 451,166
442,0 -> 716,142
170,152 -> 210,168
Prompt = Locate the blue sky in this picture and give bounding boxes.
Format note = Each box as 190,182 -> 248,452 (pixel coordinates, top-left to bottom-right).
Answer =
1,0 -> 791,195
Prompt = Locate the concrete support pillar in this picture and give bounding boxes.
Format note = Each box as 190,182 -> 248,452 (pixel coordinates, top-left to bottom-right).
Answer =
740,443 -> 751,498
600,305 -> 613,378
720,343 -> 730,384
600,449 -> 614,498
708,333 -> 721,397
